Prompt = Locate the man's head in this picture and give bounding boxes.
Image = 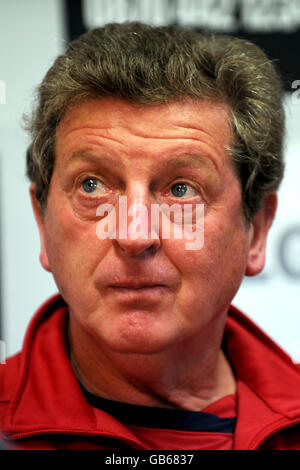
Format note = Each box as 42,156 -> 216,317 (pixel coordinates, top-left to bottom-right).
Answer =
27,22 -> 283,356
26,22 -> 284,222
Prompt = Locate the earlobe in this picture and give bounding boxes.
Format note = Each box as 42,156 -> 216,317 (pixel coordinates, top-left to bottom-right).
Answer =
245,193 -> 277,277
29,184 -> 52,272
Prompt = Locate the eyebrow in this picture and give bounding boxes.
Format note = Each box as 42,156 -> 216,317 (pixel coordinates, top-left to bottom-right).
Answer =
158,153 -> 219,173
65,148 -> 219,175
66,150 -> 123,170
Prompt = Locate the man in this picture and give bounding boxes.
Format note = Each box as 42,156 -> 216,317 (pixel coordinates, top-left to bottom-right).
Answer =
1,22 -> 300,450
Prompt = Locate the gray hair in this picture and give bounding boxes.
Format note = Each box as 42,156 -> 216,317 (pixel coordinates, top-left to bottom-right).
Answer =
25,22 -> 285,220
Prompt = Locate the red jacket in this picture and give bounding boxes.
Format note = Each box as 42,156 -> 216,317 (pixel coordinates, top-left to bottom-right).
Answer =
1,294 -> 300,450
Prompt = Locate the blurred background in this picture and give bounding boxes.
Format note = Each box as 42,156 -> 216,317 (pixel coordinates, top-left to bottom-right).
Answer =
0,0 -> 299,361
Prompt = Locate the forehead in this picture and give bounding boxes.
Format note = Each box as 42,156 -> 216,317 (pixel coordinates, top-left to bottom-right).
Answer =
55,97 -> 232,170
58,97 -> 231,138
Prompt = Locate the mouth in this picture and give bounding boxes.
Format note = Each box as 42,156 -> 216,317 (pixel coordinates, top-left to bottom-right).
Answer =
110,284 -> 167,291
111,283 -> 165,289
108,284 -> 168,300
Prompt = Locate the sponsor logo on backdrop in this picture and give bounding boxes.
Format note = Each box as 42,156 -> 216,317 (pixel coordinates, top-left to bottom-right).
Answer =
82,0 -> 300,32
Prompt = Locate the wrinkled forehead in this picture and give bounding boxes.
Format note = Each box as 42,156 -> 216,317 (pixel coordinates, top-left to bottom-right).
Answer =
57,96 -> 232,140
55,97 -> 233,172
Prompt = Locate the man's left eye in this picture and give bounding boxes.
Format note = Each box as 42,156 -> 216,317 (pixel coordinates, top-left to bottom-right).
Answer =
171,183 -> 196,198
82,178 -> 100,193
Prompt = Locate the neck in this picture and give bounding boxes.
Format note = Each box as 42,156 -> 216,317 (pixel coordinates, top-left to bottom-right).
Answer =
68,316 -> 236,411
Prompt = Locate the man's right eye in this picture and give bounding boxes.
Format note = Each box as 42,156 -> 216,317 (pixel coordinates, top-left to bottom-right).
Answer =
81,178 -> 100,193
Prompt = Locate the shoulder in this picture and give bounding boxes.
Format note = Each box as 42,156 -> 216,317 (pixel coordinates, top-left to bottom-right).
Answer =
0,294 -> 67,427
0,352 -> 22,423
0,353 -> 22,398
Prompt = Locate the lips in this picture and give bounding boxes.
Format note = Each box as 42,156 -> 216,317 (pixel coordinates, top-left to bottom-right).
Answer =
107,283 -> 169,302
95,265 -> 179,294
110,283 -> 166,289
109,284 -> 168,295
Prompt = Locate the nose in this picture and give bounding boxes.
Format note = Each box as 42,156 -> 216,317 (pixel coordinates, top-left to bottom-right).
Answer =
113,190 -> 161,257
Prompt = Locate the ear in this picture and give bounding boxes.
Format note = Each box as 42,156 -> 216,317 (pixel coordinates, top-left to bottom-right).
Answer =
30,184 -> 51,272
245,193 -> 277,276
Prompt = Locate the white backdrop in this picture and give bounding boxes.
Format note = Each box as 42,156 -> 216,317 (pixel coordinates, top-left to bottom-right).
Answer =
0,0 -> 299,359
0,0 -> 64,357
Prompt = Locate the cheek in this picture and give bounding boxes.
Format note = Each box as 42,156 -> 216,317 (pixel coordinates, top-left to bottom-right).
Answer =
43,202 -> 109,291
203,219 -> 250,293
164,214 -> 249,288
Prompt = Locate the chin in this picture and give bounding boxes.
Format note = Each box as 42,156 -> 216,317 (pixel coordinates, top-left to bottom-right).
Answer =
96,321 -> 174,355
84,305 -> 180,355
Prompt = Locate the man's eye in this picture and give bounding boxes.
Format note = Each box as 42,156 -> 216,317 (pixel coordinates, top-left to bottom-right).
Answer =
82,178 -> 100,193
171,183 -> 196,198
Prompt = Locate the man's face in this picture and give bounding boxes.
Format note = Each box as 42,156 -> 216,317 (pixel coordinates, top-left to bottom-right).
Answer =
32,98 -> 272,354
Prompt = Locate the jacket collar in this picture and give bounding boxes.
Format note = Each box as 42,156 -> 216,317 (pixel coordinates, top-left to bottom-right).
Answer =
225,305 -> 300,449
4,295 -> 145,448
5,295 -> 300,449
